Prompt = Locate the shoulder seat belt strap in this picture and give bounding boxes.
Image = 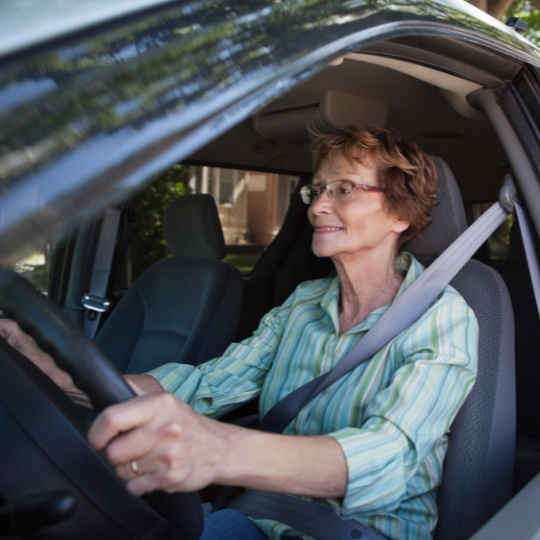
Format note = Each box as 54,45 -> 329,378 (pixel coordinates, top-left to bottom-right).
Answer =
82,208 -> 121,340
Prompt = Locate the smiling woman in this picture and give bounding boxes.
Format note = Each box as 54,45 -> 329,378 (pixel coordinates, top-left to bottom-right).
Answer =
306,125 -> 438,333
0,124 -> 478,540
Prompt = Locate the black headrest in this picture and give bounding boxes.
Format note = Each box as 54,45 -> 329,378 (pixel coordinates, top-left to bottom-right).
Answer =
407,157 -> 468,257
163,194 -> 226,259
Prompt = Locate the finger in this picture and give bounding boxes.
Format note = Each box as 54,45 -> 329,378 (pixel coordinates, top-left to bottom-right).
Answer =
0,318 -> 16,337
0,319 -> 26,346
125,471 -> 169,496
88,393 -> 181,451
115,456 -> 160,482
124,454 -> 190,496
126,379 -> 145,396
115,435 -> 188,485
106,420 -> 182,467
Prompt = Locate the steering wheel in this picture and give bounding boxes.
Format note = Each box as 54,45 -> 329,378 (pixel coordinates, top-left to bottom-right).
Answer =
0,266 -> 204,540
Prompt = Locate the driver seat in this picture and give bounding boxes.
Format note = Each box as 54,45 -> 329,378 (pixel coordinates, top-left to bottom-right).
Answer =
407,157 -> 515,540
95,194 -> 243,373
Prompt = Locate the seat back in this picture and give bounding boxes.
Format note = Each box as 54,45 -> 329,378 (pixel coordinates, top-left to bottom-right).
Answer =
408,158 -> 515,540
96,194 -> 243,373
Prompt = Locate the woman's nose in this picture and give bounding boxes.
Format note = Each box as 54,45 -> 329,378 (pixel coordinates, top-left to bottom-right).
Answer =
311,188 -> 333,213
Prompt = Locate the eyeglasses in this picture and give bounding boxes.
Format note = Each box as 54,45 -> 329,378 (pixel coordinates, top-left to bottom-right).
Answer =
300,180 -> 387,205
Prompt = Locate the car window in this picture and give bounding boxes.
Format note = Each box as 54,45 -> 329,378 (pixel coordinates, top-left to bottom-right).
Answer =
123,164 -> 299,285
186,166 -> 299,275
10,241 -> 55,294
468,202 -> 513,261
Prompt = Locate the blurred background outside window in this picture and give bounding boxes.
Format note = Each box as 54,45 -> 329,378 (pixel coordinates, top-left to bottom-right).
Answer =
186,165 -> 299,275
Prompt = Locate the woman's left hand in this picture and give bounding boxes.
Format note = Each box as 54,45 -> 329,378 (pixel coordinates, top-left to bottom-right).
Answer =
89,392 -> 348,499
88,393 -> 227,496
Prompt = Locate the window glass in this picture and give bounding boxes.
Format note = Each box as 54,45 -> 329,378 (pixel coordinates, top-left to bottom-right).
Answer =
10,241 -> 54,294
188,166 -> 299,275
128,164 -> 189,283
127,165 -> 300,283
469,202 -> 513,261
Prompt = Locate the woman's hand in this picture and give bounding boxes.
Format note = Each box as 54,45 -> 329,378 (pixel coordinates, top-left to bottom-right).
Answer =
0,319 -> 163,408
0,319 -> 80,397
88,393 -> 228,496
88,392 -> 348,498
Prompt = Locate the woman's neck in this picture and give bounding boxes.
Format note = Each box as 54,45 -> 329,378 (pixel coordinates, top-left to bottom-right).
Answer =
333,247 -> 404,336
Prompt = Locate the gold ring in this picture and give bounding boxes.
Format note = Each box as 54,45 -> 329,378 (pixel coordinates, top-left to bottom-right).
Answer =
130,460 -> 140,475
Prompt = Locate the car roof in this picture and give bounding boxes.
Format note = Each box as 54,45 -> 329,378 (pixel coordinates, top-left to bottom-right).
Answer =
1,0 -> 540,266
0,0 -> 177,58
0,0 -> 537,61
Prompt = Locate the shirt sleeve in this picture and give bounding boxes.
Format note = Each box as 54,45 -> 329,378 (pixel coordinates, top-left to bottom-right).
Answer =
146,294 -> 294,418
328,296 -> 479,517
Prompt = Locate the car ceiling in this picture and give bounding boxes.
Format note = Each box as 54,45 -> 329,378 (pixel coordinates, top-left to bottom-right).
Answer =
189,45 -> 510,203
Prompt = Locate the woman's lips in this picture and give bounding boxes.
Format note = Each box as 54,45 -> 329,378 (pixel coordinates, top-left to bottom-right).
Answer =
314,226 -> 344,234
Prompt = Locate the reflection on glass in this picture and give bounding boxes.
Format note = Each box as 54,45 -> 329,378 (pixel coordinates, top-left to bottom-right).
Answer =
10,241 -> 55,294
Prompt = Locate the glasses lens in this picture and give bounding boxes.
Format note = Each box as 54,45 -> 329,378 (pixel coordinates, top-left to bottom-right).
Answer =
300,185 -> 317,204
329,181 -> 353,201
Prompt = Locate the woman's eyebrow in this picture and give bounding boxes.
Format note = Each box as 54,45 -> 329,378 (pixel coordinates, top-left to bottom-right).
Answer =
315,170 -> 362,180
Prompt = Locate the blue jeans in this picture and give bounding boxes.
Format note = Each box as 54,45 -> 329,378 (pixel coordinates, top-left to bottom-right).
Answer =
199,509 -> 300,540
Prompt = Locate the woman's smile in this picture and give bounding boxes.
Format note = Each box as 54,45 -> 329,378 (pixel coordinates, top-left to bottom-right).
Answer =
313,226 -> 345,234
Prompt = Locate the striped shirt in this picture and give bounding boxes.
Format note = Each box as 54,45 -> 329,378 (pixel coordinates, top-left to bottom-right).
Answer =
148,253 -> 478,540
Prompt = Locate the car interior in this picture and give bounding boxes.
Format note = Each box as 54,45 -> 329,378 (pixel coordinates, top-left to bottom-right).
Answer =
5,32 -> 540,540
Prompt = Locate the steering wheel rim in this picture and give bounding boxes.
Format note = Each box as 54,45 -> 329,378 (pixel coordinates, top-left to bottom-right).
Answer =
0,266 -> 204,540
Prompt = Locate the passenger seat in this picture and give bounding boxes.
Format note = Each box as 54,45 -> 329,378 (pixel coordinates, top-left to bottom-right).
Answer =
95,194 -> 243,373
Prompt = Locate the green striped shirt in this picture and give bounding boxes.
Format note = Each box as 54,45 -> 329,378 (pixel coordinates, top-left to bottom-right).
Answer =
149,253 -> 478,540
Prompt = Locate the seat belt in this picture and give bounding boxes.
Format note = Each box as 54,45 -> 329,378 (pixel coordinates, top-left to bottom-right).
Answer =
228,176 -> 540,540
82,208 -> 121,340
514,202 -> 540,316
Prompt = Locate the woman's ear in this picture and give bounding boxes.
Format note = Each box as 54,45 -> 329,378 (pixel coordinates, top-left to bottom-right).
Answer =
392,219 -> 410,234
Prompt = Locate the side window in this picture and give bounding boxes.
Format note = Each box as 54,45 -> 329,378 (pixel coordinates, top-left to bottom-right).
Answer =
467,202 -> 513,261
129,164 -> 189,283
10,242 -> 55,294
121,164 -> 300,287
187,166 -> 299,275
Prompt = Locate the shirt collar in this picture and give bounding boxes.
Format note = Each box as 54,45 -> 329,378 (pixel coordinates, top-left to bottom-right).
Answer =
320,253 -> 425,335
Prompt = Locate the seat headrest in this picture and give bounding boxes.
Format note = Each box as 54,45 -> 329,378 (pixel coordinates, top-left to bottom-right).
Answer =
163,194 -> 226,259
406,157 -> 468,257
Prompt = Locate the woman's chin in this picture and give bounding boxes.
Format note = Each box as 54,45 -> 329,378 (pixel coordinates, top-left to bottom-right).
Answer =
311,242 -> 337,259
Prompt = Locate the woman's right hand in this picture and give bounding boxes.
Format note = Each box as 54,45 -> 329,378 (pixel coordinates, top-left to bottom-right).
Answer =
0,318 -> 89,405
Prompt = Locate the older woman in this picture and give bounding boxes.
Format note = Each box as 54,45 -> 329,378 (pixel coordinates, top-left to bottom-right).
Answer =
1,125 -> 478,540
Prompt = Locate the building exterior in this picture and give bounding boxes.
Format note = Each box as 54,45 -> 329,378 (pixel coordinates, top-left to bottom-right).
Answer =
188,166 -> 299,247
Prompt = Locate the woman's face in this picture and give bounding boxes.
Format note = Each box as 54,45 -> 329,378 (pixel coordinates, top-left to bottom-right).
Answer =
308,149 -> 409,262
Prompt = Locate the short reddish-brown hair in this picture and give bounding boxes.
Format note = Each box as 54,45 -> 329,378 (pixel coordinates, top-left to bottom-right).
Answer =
311,124 -> 437,245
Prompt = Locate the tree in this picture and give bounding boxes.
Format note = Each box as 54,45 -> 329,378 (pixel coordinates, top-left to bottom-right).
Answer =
468,0 -> 540,44
131,164 -> 190,281
504,1 -> 540,43
468,0 -> 516,19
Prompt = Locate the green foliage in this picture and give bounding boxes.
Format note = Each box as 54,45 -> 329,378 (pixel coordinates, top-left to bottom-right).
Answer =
222,253 -> 264,275
504,1 -> 540,44
131,164 -> 190,281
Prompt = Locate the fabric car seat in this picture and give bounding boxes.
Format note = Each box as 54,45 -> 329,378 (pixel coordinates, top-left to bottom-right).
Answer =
95,194 -> 243,373
406,158 -> 515,540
